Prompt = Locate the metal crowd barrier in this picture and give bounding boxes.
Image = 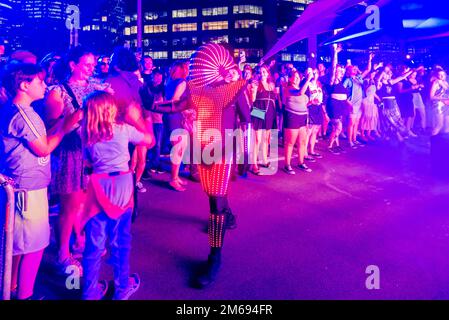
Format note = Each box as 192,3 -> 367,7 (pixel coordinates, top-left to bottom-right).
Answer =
0,174 -> 15,300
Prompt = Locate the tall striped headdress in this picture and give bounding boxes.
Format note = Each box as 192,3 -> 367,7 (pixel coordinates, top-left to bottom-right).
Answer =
189,43 -> 236,88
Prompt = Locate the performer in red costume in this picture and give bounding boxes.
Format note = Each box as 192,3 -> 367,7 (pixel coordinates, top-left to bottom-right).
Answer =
188,44 -> 252,287
189,44 -> 253,288
150,44 -> 252,287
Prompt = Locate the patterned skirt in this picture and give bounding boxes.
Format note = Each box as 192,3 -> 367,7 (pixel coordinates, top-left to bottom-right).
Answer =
50,131 -> 87,195
380,99 -> 408,137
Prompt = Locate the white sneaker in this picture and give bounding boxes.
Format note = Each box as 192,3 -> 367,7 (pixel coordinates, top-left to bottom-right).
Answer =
113,273 -> 141,300
136,182 -> 147,193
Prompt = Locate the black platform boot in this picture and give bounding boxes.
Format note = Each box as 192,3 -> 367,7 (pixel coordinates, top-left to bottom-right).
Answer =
196,250 -> 222,288
225,208 -> 237,230
196,210 -> 226,288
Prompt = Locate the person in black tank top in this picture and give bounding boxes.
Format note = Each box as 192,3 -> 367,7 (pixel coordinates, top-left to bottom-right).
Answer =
326,44 -> 349,155
396,65 -> 418,137
250,65 -> 278,175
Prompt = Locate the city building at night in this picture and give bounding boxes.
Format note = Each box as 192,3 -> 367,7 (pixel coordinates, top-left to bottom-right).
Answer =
0,1 -> 21,51
123,0 -> 314,66
80,0 -> 127,54
5,0 -> 79,56
21,0 -> 68,20
275,0 -> 313,64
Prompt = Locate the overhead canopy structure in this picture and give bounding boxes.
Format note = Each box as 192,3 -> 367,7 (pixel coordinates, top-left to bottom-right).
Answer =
264,0 -> 449,61
262,0 -> 369,62
324,0 -> 449,44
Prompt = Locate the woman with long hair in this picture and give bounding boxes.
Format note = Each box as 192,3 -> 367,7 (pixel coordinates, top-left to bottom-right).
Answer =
45,46 -> 110,274
326,44 -> 351,155
306,68 -> 325,160
408,70 -> 427,134
250,65 -> 278,175
283,69 -> 313,174
377,65 -> 413,141
396,65 -> 418,138
164,61 -> 189,191
430,68 -> 449,136
360,71 -> 381,140
343,53 -> 373,149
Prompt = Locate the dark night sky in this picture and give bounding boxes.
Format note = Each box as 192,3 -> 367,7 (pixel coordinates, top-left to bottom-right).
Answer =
78,0 -> 133,19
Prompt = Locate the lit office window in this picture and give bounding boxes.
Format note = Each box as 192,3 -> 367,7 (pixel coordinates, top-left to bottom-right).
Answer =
173,36 -> 201,46
144,24 -> 168,33
282,53 -> 292,61
145,11 -> 168,20
124,27 -> 131,36
203,35 -> 229,44
235,37 -> 250,44
234,49 -> 240,58
172,9 -> 197,18
202,7 -> 228,16
202,21 -> 228,30
149,51 -> 168,59
92,25 -> 100,31
233,5 -> 263,15
83,26 -> 91,31
172,50 -> 196,59
172,23 -> 197,32
293,54 -> 307,62
125,16 -> 131,23
234,49 -> 263,58
102,16 -> 107,22
283,0 -> 311,4
235,20 -> 262,29
131,26 -> 137,34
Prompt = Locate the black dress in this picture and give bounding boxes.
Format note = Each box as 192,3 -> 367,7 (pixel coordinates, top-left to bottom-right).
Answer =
251,87 -> 277,130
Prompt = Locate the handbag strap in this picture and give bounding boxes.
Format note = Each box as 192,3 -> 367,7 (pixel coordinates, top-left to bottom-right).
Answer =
62,82 -> 82,110
267,90 -> 271,111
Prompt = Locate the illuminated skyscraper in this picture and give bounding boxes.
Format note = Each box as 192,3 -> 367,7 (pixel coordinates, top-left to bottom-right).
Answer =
21,0 -> 68,20
80,0 -> 126,53
122,0 -> 314,66
0,1 -> 22,51
11,0 -> 79,56
0,1 -> 13,31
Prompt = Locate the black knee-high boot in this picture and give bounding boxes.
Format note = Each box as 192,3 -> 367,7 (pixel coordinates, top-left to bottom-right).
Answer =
196,196 -> 234,288
209,196 -> 236,230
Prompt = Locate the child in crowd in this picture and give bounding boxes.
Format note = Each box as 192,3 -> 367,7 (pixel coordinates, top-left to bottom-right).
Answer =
0,62 -> 80,299
80,91 -> 154,300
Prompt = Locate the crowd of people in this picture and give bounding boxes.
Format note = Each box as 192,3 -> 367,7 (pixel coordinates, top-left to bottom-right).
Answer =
1,43 -> 448,300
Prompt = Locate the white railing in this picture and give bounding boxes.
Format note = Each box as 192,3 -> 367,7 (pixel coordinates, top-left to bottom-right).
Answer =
0,174 -> 15,300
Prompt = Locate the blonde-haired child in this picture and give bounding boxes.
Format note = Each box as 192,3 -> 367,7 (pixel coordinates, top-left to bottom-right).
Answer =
81,91 -> 154,300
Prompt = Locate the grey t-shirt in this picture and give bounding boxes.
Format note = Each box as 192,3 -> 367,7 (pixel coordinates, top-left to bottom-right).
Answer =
0,103 -> 51,190
344,76 -> 364,114
85,124 -> 144,174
